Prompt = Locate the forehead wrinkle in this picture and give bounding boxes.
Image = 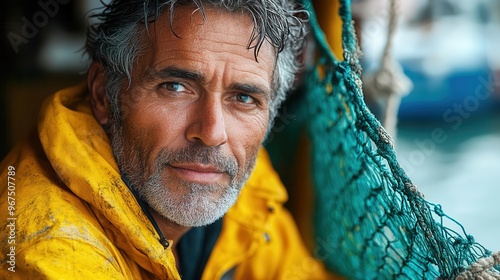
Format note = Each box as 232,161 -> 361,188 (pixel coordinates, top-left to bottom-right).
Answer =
231,66 -> 272,90
142,7 -> 276,93
142,55 -> 205,82
151,7 -> 275,66
147,46 -> 273,90
162,6 -> 257,49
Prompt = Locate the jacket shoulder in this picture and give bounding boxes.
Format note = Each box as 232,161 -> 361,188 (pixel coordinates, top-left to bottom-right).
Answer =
0,138 -> 136,279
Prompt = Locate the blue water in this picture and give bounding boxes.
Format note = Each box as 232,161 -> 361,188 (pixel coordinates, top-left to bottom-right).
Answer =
396,113 -> 500,252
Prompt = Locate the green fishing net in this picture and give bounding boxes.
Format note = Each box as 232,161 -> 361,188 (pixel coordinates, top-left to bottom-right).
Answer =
267,0 -> 500,279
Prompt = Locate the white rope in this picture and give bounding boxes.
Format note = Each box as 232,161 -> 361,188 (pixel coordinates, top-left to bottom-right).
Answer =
362,0 -> 412,138
456,251 -> 500,279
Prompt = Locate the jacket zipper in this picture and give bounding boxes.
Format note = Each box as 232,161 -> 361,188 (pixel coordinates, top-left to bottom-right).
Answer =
121,176 -> 170,248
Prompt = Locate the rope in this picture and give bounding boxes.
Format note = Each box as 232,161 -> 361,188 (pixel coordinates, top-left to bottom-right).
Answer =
362,0 -> 412,138
456,252 -> 500,280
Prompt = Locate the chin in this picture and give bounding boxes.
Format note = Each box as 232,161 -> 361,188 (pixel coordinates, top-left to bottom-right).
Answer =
146,181 -> 241,227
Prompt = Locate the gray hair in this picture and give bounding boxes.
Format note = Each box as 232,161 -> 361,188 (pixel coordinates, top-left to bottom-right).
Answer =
86,0 -> 308,128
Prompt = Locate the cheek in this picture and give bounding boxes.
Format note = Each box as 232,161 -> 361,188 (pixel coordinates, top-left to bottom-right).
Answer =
124,98 -> 187,138
118,102 -> 186,167
227,112 -> 268,165
234,111 -> 268,140
247,114 -> 269,143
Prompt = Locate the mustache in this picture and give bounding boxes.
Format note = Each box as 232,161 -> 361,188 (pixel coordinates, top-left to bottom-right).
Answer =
155,144 -> 239,177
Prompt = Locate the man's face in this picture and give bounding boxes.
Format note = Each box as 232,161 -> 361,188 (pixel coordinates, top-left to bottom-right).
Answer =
109,6 -> 275,227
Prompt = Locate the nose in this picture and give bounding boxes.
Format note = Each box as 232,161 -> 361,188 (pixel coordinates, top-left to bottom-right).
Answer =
185,96 -> 228,147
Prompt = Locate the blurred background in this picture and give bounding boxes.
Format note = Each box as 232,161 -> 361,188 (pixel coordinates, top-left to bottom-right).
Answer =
0,0 -> 104,156
1,0 -> 499,251
355,0 -> 500,252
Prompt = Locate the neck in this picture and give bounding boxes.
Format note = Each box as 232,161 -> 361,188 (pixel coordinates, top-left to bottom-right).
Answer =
149,208 -> 191,248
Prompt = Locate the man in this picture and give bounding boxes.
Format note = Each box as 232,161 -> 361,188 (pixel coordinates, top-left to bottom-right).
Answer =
0,0 -> 338,279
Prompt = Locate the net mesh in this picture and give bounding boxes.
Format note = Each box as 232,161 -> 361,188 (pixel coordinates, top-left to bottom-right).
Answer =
273,0 -> 500,278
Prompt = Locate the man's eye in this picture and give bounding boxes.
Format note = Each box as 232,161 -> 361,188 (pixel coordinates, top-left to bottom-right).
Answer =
162,82 -> 186,92
235,94 -> 255,104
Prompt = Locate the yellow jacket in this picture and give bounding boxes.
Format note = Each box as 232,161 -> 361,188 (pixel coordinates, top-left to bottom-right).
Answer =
0,83 -> 336,279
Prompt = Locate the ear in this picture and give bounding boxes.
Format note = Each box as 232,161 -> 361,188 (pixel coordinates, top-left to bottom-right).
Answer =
88,62 -> 110,126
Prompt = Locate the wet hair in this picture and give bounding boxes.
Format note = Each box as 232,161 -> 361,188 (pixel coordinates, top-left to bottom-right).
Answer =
86,0 -> 307,127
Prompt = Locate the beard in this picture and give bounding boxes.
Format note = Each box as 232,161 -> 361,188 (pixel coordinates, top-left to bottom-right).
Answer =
109,121 -> 257,227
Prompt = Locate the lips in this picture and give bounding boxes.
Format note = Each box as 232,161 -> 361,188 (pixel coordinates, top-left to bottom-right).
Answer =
167,163 -> 225,184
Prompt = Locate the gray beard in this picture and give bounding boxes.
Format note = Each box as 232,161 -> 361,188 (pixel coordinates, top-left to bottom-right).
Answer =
110,123 -> 256,227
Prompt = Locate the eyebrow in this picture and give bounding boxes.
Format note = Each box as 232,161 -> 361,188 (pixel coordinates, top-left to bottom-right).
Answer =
145,66 -> 271,100
230,83 -> 270,101
144,66 -> 205,84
